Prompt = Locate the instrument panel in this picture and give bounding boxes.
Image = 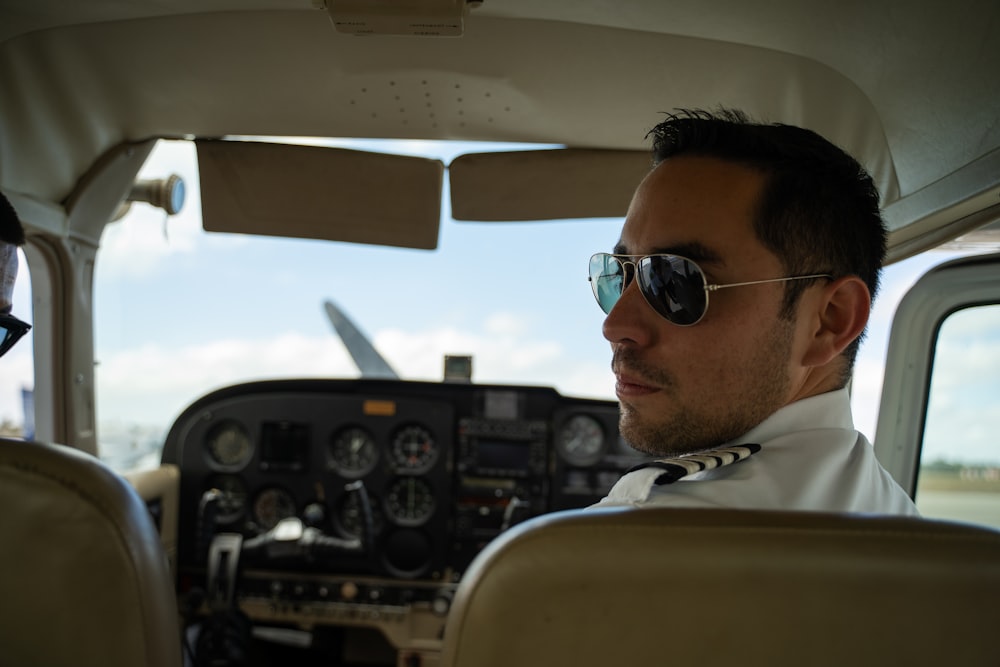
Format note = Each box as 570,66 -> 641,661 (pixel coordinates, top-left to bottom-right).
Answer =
162,378 -> 645,652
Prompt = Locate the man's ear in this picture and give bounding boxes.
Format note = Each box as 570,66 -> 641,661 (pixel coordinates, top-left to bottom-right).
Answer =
800,276 -> 870,368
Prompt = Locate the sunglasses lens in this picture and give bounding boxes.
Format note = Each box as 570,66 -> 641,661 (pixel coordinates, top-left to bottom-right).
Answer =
637,255 -> 707,325
0,329 -> 15,357
0,315 -> 30,358
589,254 -> 626,314
589,254 -> 708,325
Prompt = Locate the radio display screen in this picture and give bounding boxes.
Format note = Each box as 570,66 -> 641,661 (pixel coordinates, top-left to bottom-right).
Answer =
477,439 -> 531,470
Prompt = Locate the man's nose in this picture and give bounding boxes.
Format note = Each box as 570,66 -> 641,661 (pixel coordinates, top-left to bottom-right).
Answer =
602,278 -> 655,347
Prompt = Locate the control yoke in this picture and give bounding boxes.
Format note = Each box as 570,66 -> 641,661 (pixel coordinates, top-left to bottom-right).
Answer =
201,481 -> 373,612
191,481 -> 376,665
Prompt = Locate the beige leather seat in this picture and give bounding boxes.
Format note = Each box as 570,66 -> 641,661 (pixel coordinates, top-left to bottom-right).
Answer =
441,506 -> 1000,667
0,437 -> 182,666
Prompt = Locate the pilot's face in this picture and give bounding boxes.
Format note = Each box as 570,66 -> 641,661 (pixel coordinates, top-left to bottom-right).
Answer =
603,156 -> 799,456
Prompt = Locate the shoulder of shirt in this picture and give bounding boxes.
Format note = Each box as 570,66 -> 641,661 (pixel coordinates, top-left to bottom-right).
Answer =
627,443 -> 762,486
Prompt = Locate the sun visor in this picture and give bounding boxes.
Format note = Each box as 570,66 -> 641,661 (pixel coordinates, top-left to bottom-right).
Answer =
449,149 -> 652,221
197,139 -> 444,249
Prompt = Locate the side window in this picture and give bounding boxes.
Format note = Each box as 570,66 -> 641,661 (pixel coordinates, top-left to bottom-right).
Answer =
916,304 -> 1000,527
1,247 -> 34,439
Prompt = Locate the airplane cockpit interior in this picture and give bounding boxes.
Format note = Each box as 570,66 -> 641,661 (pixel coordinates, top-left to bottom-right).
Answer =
2,0 -> 999,665
166,375 -> 639,663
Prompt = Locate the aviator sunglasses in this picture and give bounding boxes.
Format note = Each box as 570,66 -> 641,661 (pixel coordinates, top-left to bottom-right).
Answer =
589,253 -> 832,326
0,312 -> 31,358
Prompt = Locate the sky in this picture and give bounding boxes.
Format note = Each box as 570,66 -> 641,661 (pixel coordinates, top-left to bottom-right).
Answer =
2,138 -> 997,467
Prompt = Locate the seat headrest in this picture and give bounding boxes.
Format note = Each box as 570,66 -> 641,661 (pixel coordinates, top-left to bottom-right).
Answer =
0,438 -> 182,666
442,507 -> 1000,667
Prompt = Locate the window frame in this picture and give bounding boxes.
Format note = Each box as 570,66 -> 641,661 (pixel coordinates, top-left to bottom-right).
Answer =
873,251 -> 1000,495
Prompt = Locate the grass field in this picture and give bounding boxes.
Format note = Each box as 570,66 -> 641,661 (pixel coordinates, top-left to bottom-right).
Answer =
918,468 -> 1000,493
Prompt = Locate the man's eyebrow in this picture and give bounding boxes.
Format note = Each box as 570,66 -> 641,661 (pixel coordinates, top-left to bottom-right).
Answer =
613,241 -> 725,266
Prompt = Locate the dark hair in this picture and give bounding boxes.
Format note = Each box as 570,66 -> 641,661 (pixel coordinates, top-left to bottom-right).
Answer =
1,192 -> 26,246
648,108 -> 887,376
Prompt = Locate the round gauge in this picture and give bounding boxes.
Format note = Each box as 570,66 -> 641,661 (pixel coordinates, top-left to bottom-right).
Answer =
328,425 -> 379,478
252,487 -> 296,531
557,414 -> 606,466
384,477 -> 435,526
389,424 -> 437,472
334,489 -> 384,539
207,474 -> 248,524
204,420 -> 253,470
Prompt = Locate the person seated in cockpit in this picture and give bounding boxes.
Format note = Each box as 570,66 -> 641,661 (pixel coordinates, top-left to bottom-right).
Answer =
1,192 -> 30,359
588,109 -> 917,516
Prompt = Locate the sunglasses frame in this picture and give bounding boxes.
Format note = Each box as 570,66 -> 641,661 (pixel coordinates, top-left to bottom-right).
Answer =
0,312 -> 31,358
589,252 -> 833,326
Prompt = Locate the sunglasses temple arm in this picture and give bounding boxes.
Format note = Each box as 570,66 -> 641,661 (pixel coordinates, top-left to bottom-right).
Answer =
705,274 -> 833,292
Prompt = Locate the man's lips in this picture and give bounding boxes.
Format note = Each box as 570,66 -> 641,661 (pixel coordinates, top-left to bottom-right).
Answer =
614,371 -> 660,396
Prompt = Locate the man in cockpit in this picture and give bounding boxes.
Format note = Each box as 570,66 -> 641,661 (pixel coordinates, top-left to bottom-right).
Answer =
589,109 -> 918,515
1,192 -> 30,359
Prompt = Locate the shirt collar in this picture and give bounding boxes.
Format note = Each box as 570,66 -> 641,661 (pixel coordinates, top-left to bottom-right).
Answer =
730,388 -> 855,447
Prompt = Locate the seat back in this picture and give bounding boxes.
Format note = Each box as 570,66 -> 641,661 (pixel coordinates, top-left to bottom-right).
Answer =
0,437 -> 182,666
441,507 -> 1000,667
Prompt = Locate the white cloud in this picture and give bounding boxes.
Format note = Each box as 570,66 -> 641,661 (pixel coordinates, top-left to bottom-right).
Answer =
99,210 -> 199,278
375,315 -> 613,399
95,333 -> 360,427
92,317 -> 616,445
484,312 -> 529,337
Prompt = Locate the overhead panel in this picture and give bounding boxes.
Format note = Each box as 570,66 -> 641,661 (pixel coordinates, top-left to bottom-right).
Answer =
197,139 -> 444,250
449,149 -> 652,221
326,0 -> 473,36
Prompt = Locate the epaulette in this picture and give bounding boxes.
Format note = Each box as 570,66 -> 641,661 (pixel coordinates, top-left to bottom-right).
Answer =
626,443 -> 761,486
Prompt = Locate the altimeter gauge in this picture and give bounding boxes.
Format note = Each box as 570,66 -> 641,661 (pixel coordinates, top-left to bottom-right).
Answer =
389,424 -> 438,472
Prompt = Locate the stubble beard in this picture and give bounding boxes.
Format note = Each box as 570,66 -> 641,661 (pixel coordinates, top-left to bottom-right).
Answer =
616,318 -> 795,457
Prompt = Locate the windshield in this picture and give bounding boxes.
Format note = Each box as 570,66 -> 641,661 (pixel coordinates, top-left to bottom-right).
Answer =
93,139 -> 619,469
91,139 -> 967,471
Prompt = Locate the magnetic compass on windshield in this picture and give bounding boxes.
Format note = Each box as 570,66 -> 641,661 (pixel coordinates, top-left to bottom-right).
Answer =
327,425 -> 379,478
389,423 -> 438,473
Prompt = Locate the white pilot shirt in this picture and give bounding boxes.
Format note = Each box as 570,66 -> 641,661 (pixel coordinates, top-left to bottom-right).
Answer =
592,388 -> 920,515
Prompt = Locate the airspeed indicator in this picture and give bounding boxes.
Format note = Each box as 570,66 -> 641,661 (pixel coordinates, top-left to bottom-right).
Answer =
205,420 -> 253,470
